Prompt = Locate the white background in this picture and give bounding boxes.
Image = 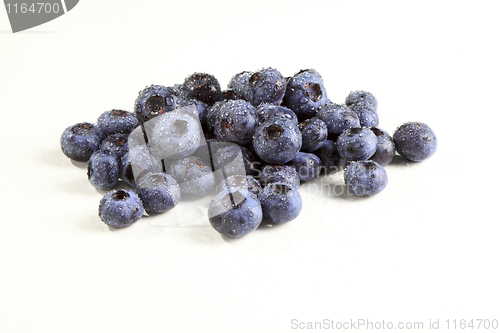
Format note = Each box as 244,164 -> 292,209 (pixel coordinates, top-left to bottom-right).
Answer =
1,1 -> 499,332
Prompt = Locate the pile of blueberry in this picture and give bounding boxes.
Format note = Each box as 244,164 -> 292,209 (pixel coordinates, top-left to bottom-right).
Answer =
60,68 -> 438,238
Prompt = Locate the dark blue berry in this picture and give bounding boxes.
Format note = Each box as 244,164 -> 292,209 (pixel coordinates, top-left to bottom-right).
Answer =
369,127 -> 395,166
344,160 -> 388,196
134,85 -> 184,123
298,117 -> 328,152
182,72 -> 222,106
254,104 -> 298,126
227,71 -> 252,99
286,152 -> 321,181
349,104 -> 379,128
136,172 -> 181,215
208,190 -> 262,238
252,117 -> 302,164
169,156 -> 215,196
221,89 -> 239,100
393,122 -> 437,162
316,140 -> 346,174
213,99 -> 257,145
316,103 -> 360,138
87,150 -> 119,190
337,127 -> 377,161
259,165 -> 300,190
98,189 -> 144,228
284,69 -> 329,120
245,67 -> 286,106
96,109 -> 139,136
99,133 -> 128,161
60,122 -> 104,162
206,100 -> 225,136
293,69 -> 324,83
345,90 -> 378,111
258,182 -> 302,224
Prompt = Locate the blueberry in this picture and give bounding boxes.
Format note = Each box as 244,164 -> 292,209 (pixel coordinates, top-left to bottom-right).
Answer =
99,133 -> 128,161
180,99 -> 208,131
98,189 -> 144,228
213,99 -> 257,145
393,122 -> 437,162
172,83 -> 185,96
206,100 -> 226,136
96,109 -> 139,136
182,72 -> 222,106
149,112 -> 202,160
337,127 -> 377,162
349,104 -> 379,128
298,117 -> 328,152
344,160 -> 388,196
169,156 -> 215,196
227,71 -> 252,99
254,103 -> 298,126
316,140 -> 346,174
216,175 -> 263,197
60,122 -> 104,162
221,89 -> 239,100
345,90 -> 378,111
252,117 -> 302,164
87,150 -> 120,190
259,165 -> 300,190
292,69 -> 324,83
244,67 -> 286,106
286,152 -> 321,181
134,85 -> 184,123
136,172 -> 181,215
258,182 -> 302,224
208,190 -> 262,238
284,69 -> 329,120
316,103 -> 360,138
369,127 -> 395,166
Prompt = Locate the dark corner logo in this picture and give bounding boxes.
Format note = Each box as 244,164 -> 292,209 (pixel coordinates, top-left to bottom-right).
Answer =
4,0 -> 79,33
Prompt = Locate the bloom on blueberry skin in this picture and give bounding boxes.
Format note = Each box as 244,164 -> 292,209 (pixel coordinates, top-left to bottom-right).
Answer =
87,149 -> 120,190
208,190 -> 263,238
337,127 -> 377,162
344,160 -> 388,197
393,121 -> 437,162
252,117 -> 302,165
60,122 -> 104,162
134,85 -> 184,123
96,109 -> 139,136
98,189 -> 144,228
136,172 -> 181,215
258,182 -> 302,224
284,69 -> 329,120
345,90 -> 378,111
